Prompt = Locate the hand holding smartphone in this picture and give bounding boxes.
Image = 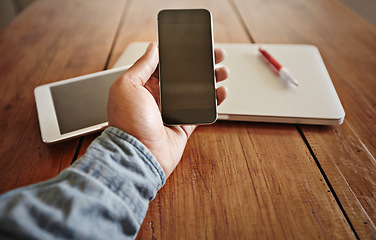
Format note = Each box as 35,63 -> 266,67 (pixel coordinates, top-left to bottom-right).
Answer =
158,9 -> 217,125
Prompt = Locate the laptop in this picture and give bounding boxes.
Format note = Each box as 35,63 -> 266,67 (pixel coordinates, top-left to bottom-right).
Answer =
114,42 -> 345,125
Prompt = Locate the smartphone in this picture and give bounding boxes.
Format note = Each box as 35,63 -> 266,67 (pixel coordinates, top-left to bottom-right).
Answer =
34,65 -> 130,143
158,9 -> 217,125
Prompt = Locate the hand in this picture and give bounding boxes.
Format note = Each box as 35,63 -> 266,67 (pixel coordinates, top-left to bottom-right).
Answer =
108,43 -> 229,177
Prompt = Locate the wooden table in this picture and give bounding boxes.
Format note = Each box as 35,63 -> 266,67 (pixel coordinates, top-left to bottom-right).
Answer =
1,0 -> 375,239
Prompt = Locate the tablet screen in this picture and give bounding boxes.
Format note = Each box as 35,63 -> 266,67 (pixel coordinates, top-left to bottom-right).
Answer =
50,70 -> 124,134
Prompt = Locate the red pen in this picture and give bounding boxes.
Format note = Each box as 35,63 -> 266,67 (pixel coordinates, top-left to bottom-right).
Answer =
259,47 -> 299,87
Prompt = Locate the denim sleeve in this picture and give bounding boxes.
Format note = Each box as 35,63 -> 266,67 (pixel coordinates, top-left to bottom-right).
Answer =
0,127 -> 166,240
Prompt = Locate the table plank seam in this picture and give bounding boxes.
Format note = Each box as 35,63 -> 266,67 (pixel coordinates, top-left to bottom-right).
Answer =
227,0 -> 256,43
296,125 -> 360,240
333,160 -> 376,229
104,0 -> 131,71
68,137 -> 84,167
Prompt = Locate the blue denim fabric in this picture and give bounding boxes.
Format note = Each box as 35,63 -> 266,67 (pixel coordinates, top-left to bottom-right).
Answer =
0,127 -> 166,240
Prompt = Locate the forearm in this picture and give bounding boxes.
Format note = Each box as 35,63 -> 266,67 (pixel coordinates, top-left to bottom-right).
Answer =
0,127 -> 166,240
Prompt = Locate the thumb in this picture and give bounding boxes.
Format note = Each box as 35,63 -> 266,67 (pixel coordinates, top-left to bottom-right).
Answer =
123,42 -> 159,86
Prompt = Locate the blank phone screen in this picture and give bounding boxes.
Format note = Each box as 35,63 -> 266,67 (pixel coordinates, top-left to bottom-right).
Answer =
50,70 -> 124,134
158,9 -> 217,124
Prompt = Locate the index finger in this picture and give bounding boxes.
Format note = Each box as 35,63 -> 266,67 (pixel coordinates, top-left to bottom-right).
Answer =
214,48 -> 226,64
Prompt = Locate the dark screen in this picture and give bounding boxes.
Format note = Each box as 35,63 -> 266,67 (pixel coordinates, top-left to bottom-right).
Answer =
50,69 -> 125,134
158,9 -> 217,124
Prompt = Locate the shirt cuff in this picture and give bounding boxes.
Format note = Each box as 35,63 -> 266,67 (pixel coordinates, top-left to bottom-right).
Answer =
70,126 -> 166,220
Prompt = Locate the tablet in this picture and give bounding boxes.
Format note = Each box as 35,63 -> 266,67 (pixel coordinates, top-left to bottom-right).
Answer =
34,65 -> 130,143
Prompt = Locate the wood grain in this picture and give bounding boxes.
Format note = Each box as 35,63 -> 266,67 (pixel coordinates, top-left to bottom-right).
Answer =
0,0 -> 126,193
140,123 -> 355,239
302,123 -> 376,238
231,0 -> 376,238
106,0 -> 250,69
